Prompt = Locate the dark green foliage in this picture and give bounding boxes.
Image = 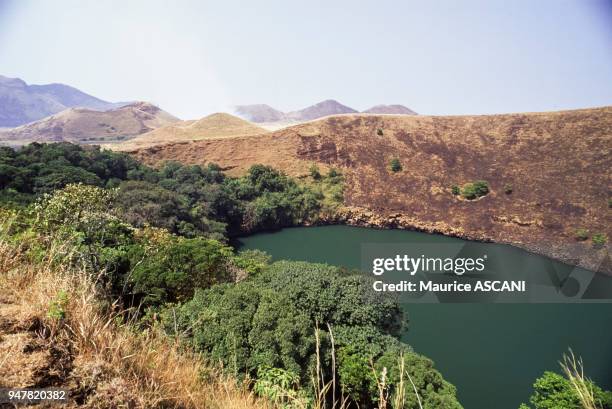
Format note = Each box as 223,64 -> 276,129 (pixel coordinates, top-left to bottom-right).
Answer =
451,185 -> 460,195
327,167 -> 340,180
389,158 -> 402,172
461,180 -> 489,200
126,236 -> 234,306
33,183 -> 134,276
237,165 -> 321,233
166,261 -> 461,407
0,142 -> 146,198
168,260 -> 400,380
0,144 -> 323,239
520,371 -> 612,409
115,180 -> 226,240
309,164 -> 322,180
232,249 -> 271,277
2,143 -> 460,408
19,183 -> 238,309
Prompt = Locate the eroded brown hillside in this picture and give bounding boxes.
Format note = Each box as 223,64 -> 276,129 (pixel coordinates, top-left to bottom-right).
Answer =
129,107 -> 612,273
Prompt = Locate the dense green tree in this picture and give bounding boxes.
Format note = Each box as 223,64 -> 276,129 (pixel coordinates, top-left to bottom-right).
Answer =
165,261 -> 461,408
520,371 -> 612,409
0,142 -> 144,197
0,143 -> 324,238
33,184 -> 134,288
115,180 -> 225,240
461,180 -> 489,200
126,236 -> 234,307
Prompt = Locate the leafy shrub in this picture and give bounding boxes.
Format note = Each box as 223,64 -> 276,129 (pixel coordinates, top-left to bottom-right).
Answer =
574,228 -> 589,241
165,261 -> 461,407
33,183 -> 134,274
592,233 -> 607,247
47,290 -> 69,320
309,164 -> 321,180
126,236 -> 234,307
233,249 -> 272,277
115,180 -> 226,240
327,168 -> 340,179
238,166 -> 321,232
329,184 -> 344,203
389,158 -> 402,173
521,371 -> 612,409
377,128 -> 384,136
461,180 -> 489,200
253,366 -> 309,408
451,185 -> 460,195
504,184 -> 513,194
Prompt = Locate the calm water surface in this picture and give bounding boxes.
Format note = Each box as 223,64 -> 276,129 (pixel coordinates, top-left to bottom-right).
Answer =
237,225 -> 612,409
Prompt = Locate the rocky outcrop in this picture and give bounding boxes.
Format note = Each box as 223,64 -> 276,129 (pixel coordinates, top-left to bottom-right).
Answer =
314,206 -> 611,275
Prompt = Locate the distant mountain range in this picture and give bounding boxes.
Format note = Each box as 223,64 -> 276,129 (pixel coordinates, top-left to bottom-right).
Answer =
363,104 -> 417,115
234,100 -> 417,123
0,102 -> 178,145
0,74 -> 418,145
115,112 -> 266,151
0,75 -> 127,127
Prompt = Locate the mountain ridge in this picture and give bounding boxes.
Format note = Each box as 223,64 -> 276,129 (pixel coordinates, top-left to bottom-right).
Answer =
0,75 -> 127,127
0,101 -> 178,145
113,112 -> 267,150
234,100 -> 416,123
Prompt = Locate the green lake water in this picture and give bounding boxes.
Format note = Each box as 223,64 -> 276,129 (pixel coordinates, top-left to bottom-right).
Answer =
236,225 -> 612,409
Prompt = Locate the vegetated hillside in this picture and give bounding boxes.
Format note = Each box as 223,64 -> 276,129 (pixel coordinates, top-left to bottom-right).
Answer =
0,74 -> 125,127
0,102 -> 179,145
363,104 -> 417,115
130,107 -> 612,274
234,103 -> 287,122
114,113 -> 267,150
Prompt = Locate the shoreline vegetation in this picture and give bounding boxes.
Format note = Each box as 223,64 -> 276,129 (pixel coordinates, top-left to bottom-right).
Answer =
1,142 -> 611,408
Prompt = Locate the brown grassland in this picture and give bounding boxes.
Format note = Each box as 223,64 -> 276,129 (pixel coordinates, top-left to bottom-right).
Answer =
126,107 -> 612,274
113,113 -> 267,150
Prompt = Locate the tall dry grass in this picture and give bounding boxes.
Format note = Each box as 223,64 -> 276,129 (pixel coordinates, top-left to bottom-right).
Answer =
0,221 -> 270,409
561,350 -> 602,409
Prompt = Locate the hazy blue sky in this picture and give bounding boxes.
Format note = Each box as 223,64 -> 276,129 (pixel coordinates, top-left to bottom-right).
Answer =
0,0 -> 610,119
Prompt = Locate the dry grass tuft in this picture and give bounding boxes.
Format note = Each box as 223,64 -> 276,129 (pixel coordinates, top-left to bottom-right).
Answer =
561,350 -> 602,409
0,223 -> 270,409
